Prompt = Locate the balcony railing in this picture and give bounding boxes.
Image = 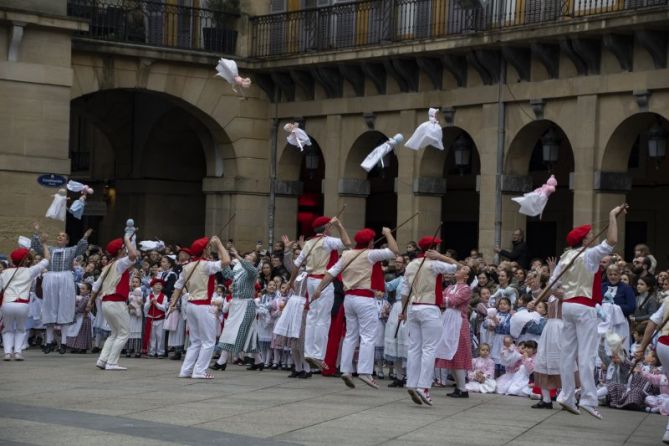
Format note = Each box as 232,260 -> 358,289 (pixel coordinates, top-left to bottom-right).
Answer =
250,0 -> 668,58
68,0 -> 239,54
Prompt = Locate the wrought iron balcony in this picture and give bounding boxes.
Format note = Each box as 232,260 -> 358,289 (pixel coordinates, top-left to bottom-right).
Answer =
249,0 -> 668,59
68,0 -> 239,54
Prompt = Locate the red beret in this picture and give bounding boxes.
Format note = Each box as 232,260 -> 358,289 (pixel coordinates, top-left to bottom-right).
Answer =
312,216 -> 331,231
190,237 -> 209,257
354,228 -> 376,248
566,224 -> 591,247
10,248 -> 29,266
149,278 -> 165,288
418,236 -> 441,251
106,238 -> 124,257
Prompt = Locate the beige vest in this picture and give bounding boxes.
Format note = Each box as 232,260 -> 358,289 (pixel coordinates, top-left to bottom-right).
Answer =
304,237 -> 330,275
340,250 -> 373,292
181,261 -> 212,301
660,296 -> 669,337
558,249 -> 594,300
405,258 -> 439,305
1,268 -> 33,303
99,262 -> 126,298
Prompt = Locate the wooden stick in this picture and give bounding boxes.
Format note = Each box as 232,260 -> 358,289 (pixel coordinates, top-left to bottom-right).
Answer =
395,221 -> 443,338
219,213 -> 236,239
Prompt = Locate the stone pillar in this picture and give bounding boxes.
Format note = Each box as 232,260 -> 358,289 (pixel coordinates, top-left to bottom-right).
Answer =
0,6 -> 86,252
323,114 -> 343,218
593,171 -> 631,252
572,95 -> 598,227
395,109 -> 417,244
477,103 -> 502,261
274,180 -> 303,239
413,177 -> 447,242
203,177 -> 269,251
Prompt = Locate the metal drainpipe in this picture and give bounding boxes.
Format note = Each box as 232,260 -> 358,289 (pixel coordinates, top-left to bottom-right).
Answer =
494,58 -> 507,258
268,92 -> 280,249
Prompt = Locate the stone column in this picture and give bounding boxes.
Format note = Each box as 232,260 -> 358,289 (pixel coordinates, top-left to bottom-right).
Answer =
0,6 -> 86,252
395,109 -> 417,244
478,103 -> 502,260
572,95 -> 598,227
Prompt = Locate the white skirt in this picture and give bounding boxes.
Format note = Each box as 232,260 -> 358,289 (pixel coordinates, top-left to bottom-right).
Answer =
128,315 -> 143,339
274,296 -> 305,340
534,319 -> 563,375
384,301 -> 408,361
466,378 -> 497,394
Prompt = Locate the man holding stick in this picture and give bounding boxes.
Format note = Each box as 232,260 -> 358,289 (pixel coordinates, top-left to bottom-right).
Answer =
400,236 -> 459,406
89,233 -> 138,370
171,236 -> 230,379
312,227 -> 399,389
553,204 -> 627,419
290,216 -> 351,370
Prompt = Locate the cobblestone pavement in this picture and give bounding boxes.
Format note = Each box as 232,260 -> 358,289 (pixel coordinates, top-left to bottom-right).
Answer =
0,350 -> 664,445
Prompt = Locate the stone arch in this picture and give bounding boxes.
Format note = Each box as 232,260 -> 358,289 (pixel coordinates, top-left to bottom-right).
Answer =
504,120 -> 575,259
601,112 -> 669,262
71,88 -> 230,178
601,112 -> 669,171
345,130 -> 391,179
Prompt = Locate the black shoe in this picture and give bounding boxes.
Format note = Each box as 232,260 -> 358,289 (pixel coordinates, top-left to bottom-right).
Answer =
302,371 -> 312,379
271,363 -> 279,370
58,344 -> 67,354
134,353 -> 142,358
388,379 -> 405,388
210,362 -> 227,371
447,389 -> 469,398
531,401 -> 554,409
125,353 -> 131,358
170,352 -> 182,361
247,363 -> 264,371
288,371 -> 301,378
91,347 -> 101,354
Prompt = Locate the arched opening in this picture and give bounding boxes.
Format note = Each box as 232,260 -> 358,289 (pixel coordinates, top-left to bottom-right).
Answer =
68,89 -> 226,245
602,112 -> 669,263
441,128 -> 481,260
298,143 -> 326,237
506,120 -> 574,259
347,131 -> 398,236
276,134 -> 326,238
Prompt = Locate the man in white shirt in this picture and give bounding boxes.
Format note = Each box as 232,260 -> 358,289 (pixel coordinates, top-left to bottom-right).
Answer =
552,204 -> 627,419
89,234 -> 138,371
312,227 -> 399,389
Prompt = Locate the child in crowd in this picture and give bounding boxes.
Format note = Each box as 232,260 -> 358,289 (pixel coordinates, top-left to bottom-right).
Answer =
483,297 -> 513,376
143,278 -> 167,357
465,343 -> 496,394
505,340 -> 537,396
126,276 -> 144,358
66,282 -> 93,353
496,338 -> 525,395
257,280 -> 280,368
643,350 -> 668,414
373,291 -> 390,379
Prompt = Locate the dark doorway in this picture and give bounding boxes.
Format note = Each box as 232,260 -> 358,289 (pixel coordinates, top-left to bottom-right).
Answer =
526,220 -> 557,260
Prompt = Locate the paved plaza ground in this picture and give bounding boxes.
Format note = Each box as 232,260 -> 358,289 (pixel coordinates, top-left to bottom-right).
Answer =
0,350 -> 665,446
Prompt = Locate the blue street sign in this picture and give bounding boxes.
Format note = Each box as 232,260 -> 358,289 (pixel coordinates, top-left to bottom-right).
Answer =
37,174 -> 67,188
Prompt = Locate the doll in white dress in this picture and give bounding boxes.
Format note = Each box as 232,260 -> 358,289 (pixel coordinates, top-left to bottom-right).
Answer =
215,57 -> 251,97
45,188 -> 68,221
284,122 -> 311,151
404,108 -> 444,151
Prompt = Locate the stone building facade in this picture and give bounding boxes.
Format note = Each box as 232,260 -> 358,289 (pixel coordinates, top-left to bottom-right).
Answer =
1,0 -> 668,266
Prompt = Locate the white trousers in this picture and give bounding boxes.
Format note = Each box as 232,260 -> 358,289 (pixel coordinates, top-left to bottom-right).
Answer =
304,277 -> 334,360
98,301 -> 130,366
341,294 -> 377,375
559,302 -> 598,407
1,302 -> 29,355
180,303 -> 217,378
148,319 -> 165,355
656,343 -> 669,431
406,305 -> 442,390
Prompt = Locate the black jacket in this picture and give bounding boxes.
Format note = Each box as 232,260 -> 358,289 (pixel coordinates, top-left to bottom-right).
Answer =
499,240 -> 529,269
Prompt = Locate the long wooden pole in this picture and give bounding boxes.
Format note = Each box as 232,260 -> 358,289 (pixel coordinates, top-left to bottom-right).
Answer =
395,221 -> 443,338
